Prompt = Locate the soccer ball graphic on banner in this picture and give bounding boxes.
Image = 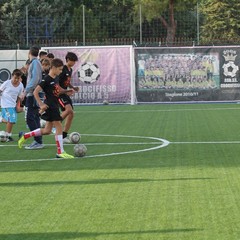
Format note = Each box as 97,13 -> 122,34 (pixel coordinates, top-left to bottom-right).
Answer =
69,132 -> 81,144
78,62 -> 100,84
74,144 -> 87,157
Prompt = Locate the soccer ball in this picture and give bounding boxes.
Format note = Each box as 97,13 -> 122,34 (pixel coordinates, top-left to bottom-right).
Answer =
74,144 -> 87,157
103,100 -> 109,105
40,119 -> 46,128
69,132 -> 81,144
0,131 -> 7,142
78,62 -> 100,84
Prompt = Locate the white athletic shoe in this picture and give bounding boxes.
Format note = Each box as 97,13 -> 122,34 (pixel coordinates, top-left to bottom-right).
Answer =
52,127 -> 56,134
63,137 -> 71,144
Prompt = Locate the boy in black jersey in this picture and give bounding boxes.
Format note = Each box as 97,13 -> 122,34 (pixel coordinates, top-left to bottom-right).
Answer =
58,52 -> 79,143
18,58 -> 74,159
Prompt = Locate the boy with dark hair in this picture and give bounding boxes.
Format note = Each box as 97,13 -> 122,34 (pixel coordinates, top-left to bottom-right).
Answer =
39,50 -> 48,61
18,58 -> 74,159
58,51 -> 79,143
0,69 -> 24,141
41,58 -> 51,78
47,53 -> 55,61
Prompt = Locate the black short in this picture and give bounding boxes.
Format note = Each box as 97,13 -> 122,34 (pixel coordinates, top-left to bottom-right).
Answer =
58,94 -> 73,111
41,107 -> 62,122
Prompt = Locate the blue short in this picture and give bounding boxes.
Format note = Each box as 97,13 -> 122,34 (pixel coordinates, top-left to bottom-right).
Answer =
2,108 -> 17,123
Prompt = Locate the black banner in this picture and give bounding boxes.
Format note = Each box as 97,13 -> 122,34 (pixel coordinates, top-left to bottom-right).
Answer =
135,46 -> 240,102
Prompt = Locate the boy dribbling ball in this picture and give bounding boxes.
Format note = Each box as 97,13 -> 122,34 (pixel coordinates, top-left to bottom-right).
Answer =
18,58 -> 75,159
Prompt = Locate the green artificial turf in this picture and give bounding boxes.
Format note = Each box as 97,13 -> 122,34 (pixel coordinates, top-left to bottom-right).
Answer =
0,103 -> 240,240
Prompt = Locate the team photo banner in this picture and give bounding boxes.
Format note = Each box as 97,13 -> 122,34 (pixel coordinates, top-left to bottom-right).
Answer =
135,46 -> 240,102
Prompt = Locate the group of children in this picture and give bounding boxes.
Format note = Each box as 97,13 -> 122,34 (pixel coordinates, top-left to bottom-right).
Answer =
0,47 -> 79,159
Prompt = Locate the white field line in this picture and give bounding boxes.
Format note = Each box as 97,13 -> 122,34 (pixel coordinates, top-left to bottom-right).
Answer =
171,141 -> 240,144
72,107 -> 240,114
0,142 -> 162,147
0,134 -> 169,163
2,140 -> 240,148
2,132 -> 240,163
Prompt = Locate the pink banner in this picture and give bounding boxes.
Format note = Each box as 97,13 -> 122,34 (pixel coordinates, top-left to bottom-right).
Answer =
48,47 -> 131,103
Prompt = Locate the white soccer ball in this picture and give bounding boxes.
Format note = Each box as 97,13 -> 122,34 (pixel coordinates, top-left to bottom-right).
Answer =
74,144 -> 87,157
40,119 -> 46,128
78,62 -> 100,84
0,131 -> 7,142
103,100 -> 109,105
69,132 -> 81,144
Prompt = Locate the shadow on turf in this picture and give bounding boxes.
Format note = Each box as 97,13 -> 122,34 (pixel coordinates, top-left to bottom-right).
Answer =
0,228 -> 203,239
0,177 -> 214,187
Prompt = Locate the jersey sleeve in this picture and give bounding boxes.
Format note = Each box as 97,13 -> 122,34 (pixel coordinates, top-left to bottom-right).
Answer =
0,80 -> 8,92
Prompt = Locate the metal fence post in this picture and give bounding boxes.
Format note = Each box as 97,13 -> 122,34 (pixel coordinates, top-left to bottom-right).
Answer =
26,5 -> 29,47
197,1 -> 200,45
139,4 -> 142,45
83,5 -> 85,46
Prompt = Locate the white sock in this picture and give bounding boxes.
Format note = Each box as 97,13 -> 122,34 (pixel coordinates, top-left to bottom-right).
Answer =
55,134 -> 64,154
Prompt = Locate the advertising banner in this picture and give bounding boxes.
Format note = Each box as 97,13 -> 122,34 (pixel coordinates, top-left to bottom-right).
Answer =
135,46 -> 240,102
44,46 -> 132,104
0,50 -> 28,83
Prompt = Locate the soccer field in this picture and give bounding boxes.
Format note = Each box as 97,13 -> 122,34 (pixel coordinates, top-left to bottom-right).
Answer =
0,103 -> 240,240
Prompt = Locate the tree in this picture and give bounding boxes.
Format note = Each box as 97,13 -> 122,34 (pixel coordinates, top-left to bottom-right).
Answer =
70,0 -> 136,44
133,0 -> 198,44
70,4 -> 108,42
199,0 -> 240,44
0,0 -> 71,45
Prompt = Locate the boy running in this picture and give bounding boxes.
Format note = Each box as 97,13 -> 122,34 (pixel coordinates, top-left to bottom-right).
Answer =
58,52 -> 79,143
18,58 -> 74,158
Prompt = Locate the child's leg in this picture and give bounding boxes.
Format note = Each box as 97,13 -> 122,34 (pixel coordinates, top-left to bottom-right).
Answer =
63,112 -> 74,133
54,121 -> 64,154
54,121 -> 74,158
24,121 -> 53,139
3,108 -> 17,140
5,122 -> 14,141
24,128 -> 42,139
61,104 -> 74,138
55,134 -> 64,154
61,104 -> 73,120
6,122 -> 13,134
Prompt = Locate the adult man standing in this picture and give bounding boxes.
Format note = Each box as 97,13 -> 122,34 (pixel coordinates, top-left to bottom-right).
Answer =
24,46 -> 43,149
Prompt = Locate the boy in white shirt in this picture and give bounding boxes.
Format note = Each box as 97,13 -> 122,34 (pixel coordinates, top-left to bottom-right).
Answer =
0,69 -> 24,141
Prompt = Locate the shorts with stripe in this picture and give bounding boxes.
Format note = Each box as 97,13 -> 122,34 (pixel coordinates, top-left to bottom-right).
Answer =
41,107 -> 62,122
58,94 -> 73,111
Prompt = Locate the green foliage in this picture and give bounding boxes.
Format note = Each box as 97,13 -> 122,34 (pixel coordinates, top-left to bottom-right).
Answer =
133,0 -> 198,21
133,0 -> 198,44
70,5 -> 109,42
70,0 -> 137,43
0,0 -> 71,43
1,0 -> 240,46
199,0 -> 240,43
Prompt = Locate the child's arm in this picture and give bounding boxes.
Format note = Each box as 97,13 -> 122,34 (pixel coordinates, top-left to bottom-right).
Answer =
59,86 -> 75,96
68,82 -> 79,92
33,85 -> 48,114
16,97 -> 23,113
